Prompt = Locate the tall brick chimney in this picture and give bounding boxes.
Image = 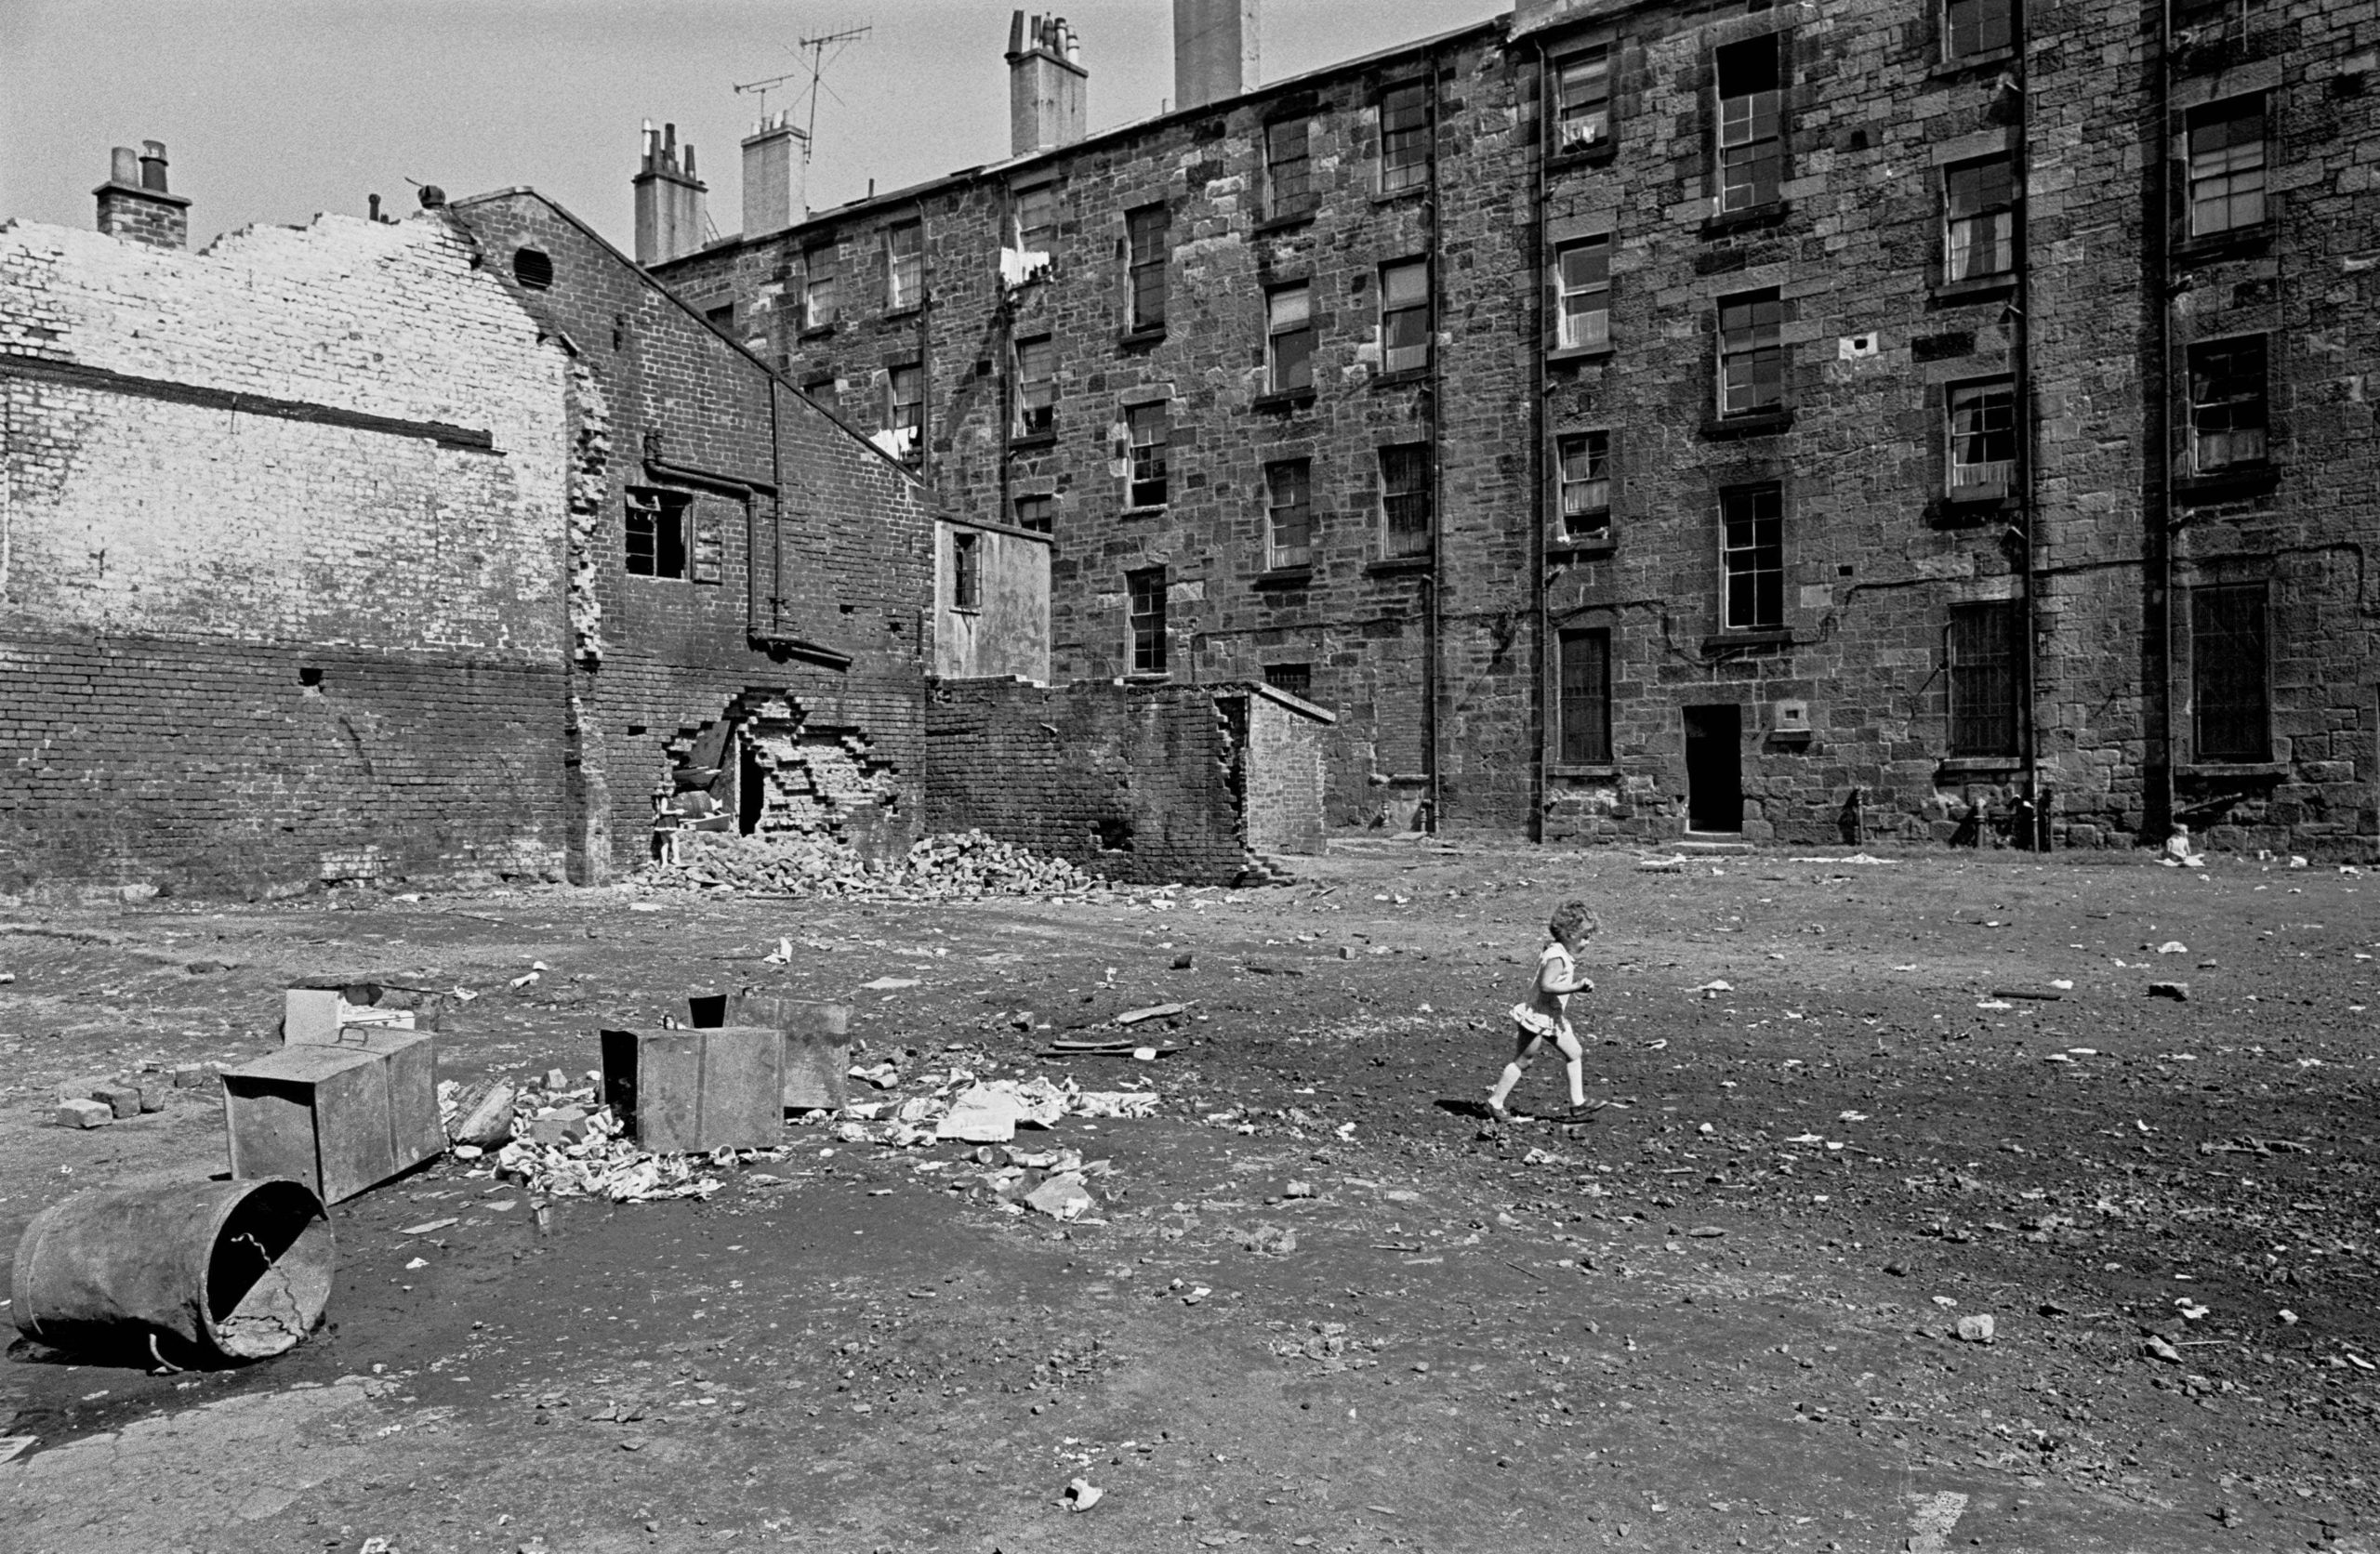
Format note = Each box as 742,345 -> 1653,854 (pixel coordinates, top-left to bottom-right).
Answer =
632,121 -> 708,266
1007,13 -> 1088,157
94,139 -> 191,250
1174,0 -> 1258,112
741,110 -> 807,240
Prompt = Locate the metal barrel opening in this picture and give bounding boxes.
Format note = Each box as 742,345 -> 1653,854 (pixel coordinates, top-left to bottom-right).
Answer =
205,1179 -> 336,1359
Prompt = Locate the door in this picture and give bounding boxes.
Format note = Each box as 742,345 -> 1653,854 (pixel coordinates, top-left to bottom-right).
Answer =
1685,705 -> 1743,833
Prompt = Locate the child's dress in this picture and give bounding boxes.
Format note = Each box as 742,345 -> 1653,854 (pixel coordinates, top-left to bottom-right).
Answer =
1508,940 -> 1576,1040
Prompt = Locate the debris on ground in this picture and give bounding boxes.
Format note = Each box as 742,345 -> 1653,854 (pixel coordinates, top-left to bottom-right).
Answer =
633,829 -> 1117,901
1063,1478 -> 1104,1512
1955,1313 -> 1996,1343
2149,981 -> 2190,1002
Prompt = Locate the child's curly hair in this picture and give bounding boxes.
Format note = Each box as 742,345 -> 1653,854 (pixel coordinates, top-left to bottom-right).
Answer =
1549,901 -> 1598,942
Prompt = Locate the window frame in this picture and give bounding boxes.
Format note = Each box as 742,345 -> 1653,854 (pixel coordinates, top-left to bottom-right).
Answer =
625,488 -> 692,581
1378,80 -> 1432,195
1718,483 -> 1784,634
1942,0 -> 2015,62
1126,204 -> 1170,334
801,245 -> 839,331
1379,442 -> 1434,560
1263,117 -> 1314,219
1127,565 -> 1169,675
1552,45 -> 1613,154
1013,334 -> 1057,439
1715,287 -> 1785,419
1265,457 -> 1314,571
2190,581 -> 2270,762
1266,283 -> 1315,395
1554,236 -> 1611,353
887,362 -> 924,465
2188,334 -> 2270,472
1126,402 -> 1170,508
1011,494 -> 1054,534
2185,95 -> 2268,240
1947,600 -> 2021,758
1713,33 -> 1784,215
1379,258 -> 1431,376
1263,662 -> 1315,700
1015,182 -> 1060,256
1555,429 -> 1613,543
1555,627 -> 1614,767
1945,377 -> 2018,500
885,221 -> 924,312
950,530 -> 982,612
1942,154 -> 2018,283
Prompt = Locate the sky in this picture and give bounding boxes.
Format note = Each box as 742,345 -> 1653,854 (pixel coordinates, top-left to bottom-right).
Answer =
2,0 -> 1507,253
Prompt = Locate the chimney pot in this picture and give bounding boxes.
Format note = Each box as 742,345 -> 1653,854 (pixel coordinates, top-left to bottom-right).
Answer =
417,184 -> 446,209
369,192 -> 383,221
1007,8 -> 1089,156
109,146 -> 139,186
95,137 -> 190,248
138,140 -> 169,191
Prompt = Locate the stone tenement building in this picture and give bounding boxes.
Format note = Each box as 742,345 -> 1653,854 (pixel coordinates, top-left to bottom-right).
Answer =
656,0 -> 2380,856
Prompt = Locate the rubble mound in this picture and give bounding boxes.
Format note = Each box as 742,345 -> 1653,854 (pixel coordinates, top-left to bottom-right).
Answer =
636,829 -> 1114,901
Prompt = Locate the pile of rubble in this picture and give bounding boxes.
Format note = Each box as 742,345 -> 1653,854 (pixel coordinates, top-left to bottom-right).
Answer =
634,830 -> 1114,901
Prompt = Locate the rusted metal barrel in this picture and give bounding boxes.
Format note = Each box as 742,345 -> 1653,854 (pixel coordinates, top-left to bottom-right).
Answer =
11,1177 -> 335,1363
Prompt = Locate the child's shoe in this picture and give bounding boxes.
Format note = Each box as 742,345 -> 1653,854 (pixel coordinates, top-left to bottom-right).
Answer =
1484,1100 -> 1514,1126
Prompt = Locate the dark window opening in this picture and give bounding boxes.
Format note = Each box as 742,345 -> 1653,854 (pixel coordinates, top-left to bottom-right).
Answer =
1944,0 -> 2014,59
802,247 -> 839,329
1094,817 -> 1135,853
1128,566 -> 1169,675
1557,628 -> 1613,766
1557,430 -> 1612,540
1012,494 -> 1054,534
2187,97 -> 2267,236
512,247 -> 554,290
1380,443 -> 1434,560
704,302 -> 735,331
1717,287 -> 1785,417
1948,600 -> 2020,757
1947,379 -> 2017,497
1014,335 -> 1057,436
886,222 -> 924,310
1380,259 -> 1430,375
1263,662 -> 1314,700
1267,283 -> 1314,394
1715,34 -> 1783,213
298,665 -> 324,688
1265,118 -> 1312,216
1127,402 -> 1169,507
2192,583 -> 2269,761
1380,82 -> 1432,193
2189,334 -> 2268,470
1266,458 -> 1313,570
1719,484 -> 1783,632
1127,205 -> 1169,332
626,489 -> 691,579
1554,46 -> 1613,151
951,531 -> 981,611
1944,156 -> 2016,282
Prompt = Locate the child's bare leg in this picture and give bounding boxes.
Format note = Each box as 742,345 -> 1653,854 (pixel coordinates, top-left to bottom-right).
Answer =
1554,1029 -> 1587,1108
1487,1031 -> 1541,1111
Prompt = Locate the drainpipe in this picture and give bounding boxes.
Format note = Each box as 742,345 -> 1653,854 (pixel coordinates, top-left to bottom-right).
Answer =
2014,8 -> 2044,847
1527,34 -> 1552,846
919,210 -> 935,493
2146,0 -> 2177,844
1424,60 -> 1445,836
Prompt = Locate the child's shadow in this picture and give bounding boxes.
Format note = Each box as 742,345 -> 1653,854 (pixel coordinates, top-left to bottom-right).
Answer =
1436,1098 -> 1507,1121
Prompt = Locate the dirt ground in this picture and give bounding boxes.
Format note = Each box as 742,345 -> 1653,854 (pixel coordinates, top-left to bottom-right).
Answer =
3,837 -> 2377,1554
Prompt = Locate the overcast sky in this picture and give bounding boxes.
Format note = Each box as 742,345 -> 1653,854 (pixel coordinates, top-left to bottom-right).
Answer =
3,1 -> 1506,252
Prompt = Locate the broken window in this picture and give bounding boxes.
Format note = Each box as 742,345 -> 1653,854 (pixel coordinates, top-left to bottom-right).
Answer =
1266,458 -> 1313,571
951,530 -> 981,612
1380,259 -> 1430,376
1127,204 -> 1169,333
1380,442 -> 1434,560
886,222 -> 924,311
1127,402 -> 1169,507
625,489 -> 691,579
1012,494 -> 1054,534
888,362 -> 923,464
1719,483 -> 1783,632
1128,566 -> 1169,675
689,496 -> 727,585
1715,34 -> 1784,214
1014,335 -> 1057,437
1263,663 -> 1314,699
2187,96 -> 2267,237
1944,0 -> 2014,59
704,302 -> 734,332
802,245 -> 838,330
1716,287 -> 1785,418
1267,283 -> 1314,395
1554,237 -> 1610,352
2191,582 -> 2269,761
1947,378 -> 2017,497
2189,335 -> 2269,470
1948,600 -> 2020,757
1379,81 -> 1431,194
1554,46 -> 1612,152
1556,430 -> 1612,541
1943,155 -> 2016,283
1015,183 -> 1059,256
1556,628 -> 1613,766
1264,118 -> 1313,217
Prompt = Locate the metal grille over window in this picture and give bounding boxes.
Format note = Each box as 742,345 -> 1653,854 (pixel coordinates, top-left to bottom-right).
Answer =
1380,443 -> 1434,560
1944,157 -> 2016,282
1947,379 -> 2017,496
625,489 -> 690,579
1266,459 -> 1313,570
951,531 -> 981,611
1717,289 -> 1784,417
1267,284 -> 1313,394
1380,259 -> 1430,375
1944,0 -> 2014,59
1555,238 -> 1610,351
1557,431 -> 1611,539
1720,484 -> 1783,632
1715,35 -> 1783,214
888,363 -> 923,464
1557,629 -> 1613,766
2188,97 -> 2266,237
1014,336 -> 1056,436
1127,402 -> 1169,507
1128,566 -> 1168,675
1127,205 -> 1169,332
1948,601 -> 2019,757
2191,583 -> 2269,761
1554,46 -> 1612,151
1265,119 -> 1312,217
886,222 -> 923,311
1263,663 -> 1313,700
2190,335 -> 2268,470
802,247 -> 838,329
1380,82 -> 1431,193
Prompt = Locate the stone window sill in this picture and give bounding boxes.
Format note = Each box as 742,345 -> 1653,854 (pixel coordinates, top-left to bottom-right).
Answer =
1119,503 -> 1168,519
1547,141 -> 1619,172
1929,46 -> 2016,82
1371,368 -> 1432,390
1546,343 -> 1614,367
2178,760 -> 2284,780
1372,183 -> 1431,207
1252,567 -> 1314,591
1367,557 -> 1434,578
947,606 -> 982,617
1253,207 -> 1318,235
1549,532 -> 1615,560
1008,430 -> 1059,453
1926,491 -> 2019,528
1550,763 -> 1620,779
798,323 -> 839,342
1702,630 -> 1793,653
1700,410 -> 1793,441
1937,756 -> 2021,777
2173,464 -> 2281,506
2172,227 -> 2271,269
1117,326 -> 1168,351
1253,388 -> 1316,414
1700,201 -> 1792,241
1928,275 -> 2018,309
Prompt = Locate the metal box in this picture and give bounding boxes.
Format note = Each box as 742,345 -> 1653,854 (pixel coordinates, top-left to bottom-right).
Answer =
223,1030 -> 443,1204
688,993 -> 851,1111
599,1026 -> 784,1153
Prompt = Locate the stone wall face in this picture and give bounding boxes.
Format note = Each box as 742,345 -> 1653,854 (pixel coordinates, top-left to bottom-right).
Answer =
450,193 -> 939,879
0,212 -> 575,897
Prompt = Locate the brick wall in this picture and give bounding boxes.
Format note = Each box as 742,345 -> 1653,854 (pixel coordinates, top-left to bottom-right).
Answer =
1240,687 -> 1329,857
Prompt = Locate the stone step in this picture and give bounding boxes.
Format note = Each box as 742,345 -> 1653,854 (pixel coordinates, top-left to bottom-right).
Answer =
1675,836 -> 1756,855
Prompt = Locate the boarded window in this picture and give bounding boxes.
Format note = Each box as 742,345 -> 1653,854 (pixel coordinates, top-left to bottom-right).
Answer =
1719,484 -> 1783,632
1947,379 -> 2017,497
1263,662 -> 1314,699
2192,583 -> 2269,761
886,222 -> 924,310
1557,628 -> 1613,766
2189,335 -> 2268,470
1128,566 -> 1168,674
1266,458 -> 1313,570
1380,82 -> 1431,193
1555,237 -> 1610,351
1014,336 -> 1057,436
1381,259 -> 1430,375
1012,494 -> 1053,534
1267,283 -> 1314,394
1265,118 -> 1312,216
2188,97 -> 2266,236
951,531 -> 981,611
1944,0 -> 2014,59
1715,34 -> 1783,213
1554,46 -> 1612,151
1557,430 -> 1612,540
1948,601 -> 2020,757
1717,288 -> 1784,417
1944,156 -> 2016,282
1127,205 -> 1169,332
1380,443 -> 1433,560
802,245 -> 838,329
625,489 -> 690,579
689,496 -> 727,585
1128,402 -> 1169,507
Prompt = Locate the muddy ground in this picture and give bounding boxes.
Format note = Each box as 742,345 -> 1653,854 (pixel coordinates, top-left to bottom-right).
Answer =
1,837 -> 2376,1554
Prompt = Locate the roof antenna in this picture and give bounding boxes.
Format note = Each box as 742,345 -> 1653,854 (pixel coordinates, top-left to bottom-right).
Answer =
734,23 -> 872,182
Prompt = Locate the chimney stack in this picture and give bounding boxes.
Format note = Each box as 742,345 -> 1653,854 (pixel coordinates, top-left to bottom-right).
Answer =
95,138 -> 191,250
632,120 -> 709,266
741,109 -> 808,240
1173,0 -> 1259,112
1007,13 -> 1089,157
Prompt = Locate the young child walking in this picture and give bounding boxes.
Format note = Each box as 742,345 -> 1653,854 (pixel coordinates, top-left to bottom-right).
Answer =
1486,900 -> 1600,1125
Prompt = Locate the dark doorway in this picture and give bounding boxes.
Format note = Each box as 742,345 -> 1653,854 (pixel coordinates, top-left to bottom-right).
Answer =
1684,705 -> 1743,833
736,733 -> 766,836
